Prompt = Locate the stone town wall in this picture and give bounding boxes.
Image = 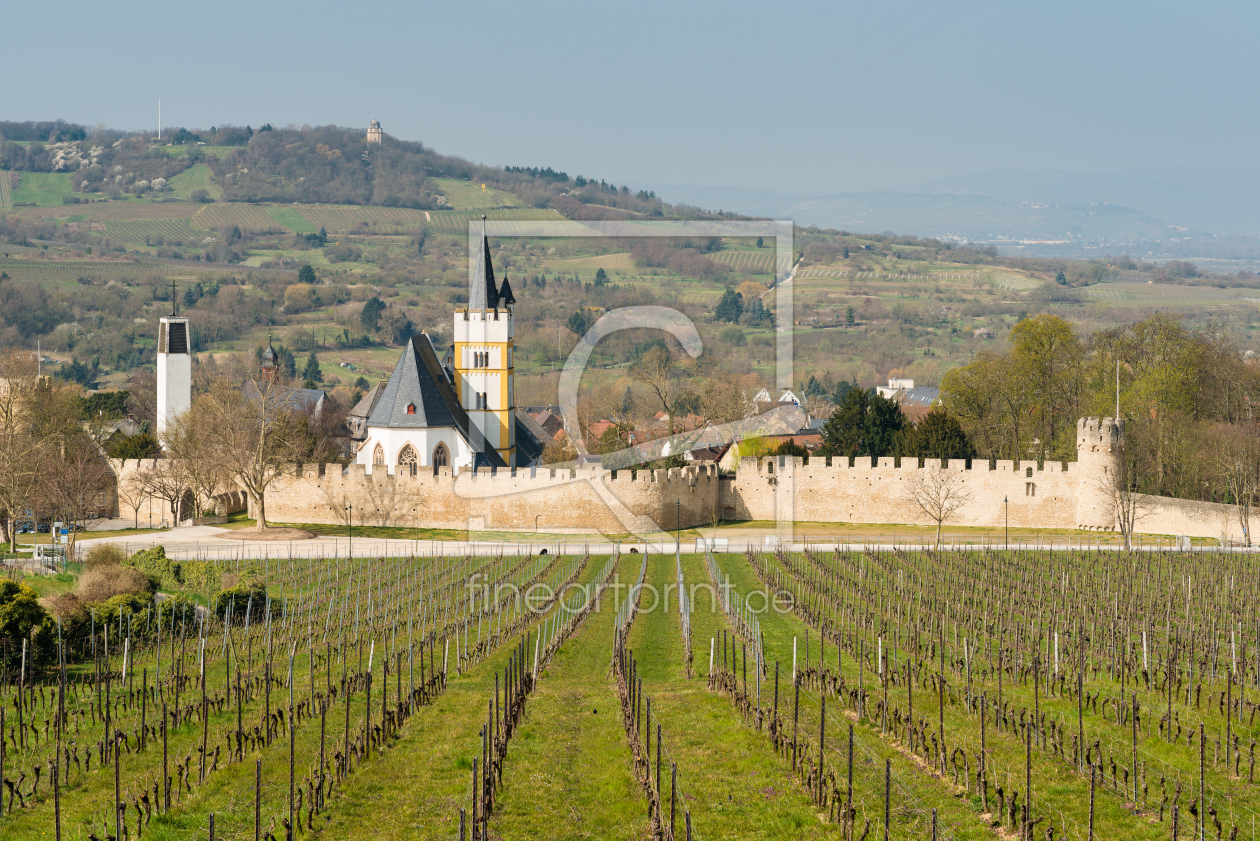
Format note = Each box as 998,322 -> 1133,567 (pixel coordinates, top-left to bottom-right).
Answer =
720,456 -> 1092,530
261,463 -> 721,535
127,413 -> 1250,540
1136,494 -> 1249,542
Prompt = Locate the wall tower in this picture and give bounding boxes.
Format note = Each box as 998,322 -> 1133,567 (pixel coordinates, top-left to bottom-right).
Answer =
156,315 -> 191,440
1073,416 -> 1124,529
453,218 -> 516,467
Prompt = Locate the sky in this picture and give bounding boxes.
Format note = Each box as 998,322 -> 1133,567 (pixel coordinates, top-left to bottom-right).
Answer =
6,0 -> 1258,197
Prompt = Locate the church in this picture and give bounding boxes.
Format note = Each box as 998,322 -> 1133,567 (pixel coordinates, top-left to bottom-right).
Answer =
348,221 -> 542,474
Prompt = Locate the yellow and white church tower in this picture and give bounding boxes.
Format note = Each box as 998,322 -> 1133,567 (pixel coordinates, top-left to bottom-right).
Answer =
454,218 -> 517,467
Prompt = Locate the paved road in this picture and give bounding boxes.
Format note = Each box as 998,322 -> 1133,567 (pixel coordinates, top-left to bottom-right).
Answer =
73,526 -> 1246,559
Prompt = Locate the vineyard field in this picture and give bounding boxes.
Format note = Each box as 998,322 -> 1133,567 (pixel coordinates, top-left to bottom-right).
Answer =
2,545 -> 1256,840
104,219 -> 204,244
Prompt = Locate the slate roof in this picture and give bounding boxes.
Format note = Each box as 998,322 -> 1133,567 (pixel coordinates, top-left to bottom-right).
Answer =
468,221 -> 500,310
346,381 -> 387,441
366,336 -> 506,468
368,337 -> 459,428
899,386 -> 941,407
514,413 -> 546,466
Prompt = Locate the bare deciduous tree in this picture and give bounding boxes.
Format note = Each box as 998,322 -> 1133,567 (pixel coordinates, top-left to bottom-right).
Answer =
41,435 -> 115,554
115,466 -> 154,529
905,462 -> 972,549
163,412 -> 232,518
144,462 -> 191,527
1217,421 -> 1260,545
1099,422 -> 1149,550
195,365 -> 304,529
0,349 -> 42,551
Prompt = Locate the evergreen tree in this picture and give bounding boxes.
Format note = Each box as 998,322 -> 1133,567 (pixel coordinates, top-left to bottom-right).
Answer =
297,264 -> 317,285
360,296 -> 385,332
756,236 -> 764,248
302,353 -> 322,384
594,268 -> 609,287
846,306 -> 855,325
864,393 -> 905,457
831,379 -> 852,405
279,347 -> 297,379
567,310 -> 589,335
715,288 -> 744,323
318,227 -> 328,246
843,246 -> 850,259
897,407 -> 975,460
773,439 -> 809,462
819,389 -> 905,459
820,388 -> 868,458
1055,268 -> 1068,285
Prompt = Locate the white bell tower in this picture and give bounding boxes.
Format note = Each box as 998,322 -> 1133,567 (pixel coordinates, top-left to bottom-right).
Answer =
156,315 -> 191,440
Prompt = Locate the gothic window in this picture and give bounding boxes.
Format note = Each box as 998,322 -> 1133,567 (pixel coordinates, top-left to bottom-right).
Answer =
433,442 -> 450,469
406,403 -> 416,415
373,444 -> 384,466
1025,466 -> 1033,477
398,444 -> 418,477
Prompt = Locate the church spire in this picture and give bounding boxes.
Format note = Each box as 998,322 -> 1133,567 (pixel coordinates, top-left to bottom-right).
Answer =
469,214 -> 500,310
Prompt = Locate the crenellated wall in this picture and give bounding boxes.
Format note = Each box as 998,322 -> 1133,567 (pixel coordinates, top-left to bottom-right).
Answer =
114,417 -> 1251,540
261,462 -> 722,535
720,456 -> 1091,530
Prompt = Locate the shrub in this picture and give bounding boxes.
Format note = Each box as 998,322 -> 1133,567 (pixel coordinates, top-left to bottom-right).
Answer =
215,582 -> 269,621
0,581 -> 48,664
77,565 -> 156,603
90,592 -> 152,627
155,594 -> 199,631
84,544 -> 127,569
124,545 -> 182,589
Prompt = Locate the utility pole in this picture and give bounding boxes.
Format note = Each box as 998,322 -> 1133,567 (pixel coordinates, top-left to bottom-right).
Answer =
1115,358 -> 1120,419
345,503 -> 353,558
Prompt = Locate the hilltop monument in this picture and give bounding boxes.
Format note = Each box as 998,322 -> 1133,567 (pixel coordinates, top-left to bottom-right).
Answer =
366,120 -> 383,145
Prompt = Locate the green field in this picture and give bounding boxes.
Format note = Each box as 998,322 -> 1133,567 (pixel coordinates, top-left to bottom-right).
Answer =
431,176 -> 521,210
167,164 -> 223,200
0,171 -> 12,209
267,206 -> 319,233
10,171 -> 74,206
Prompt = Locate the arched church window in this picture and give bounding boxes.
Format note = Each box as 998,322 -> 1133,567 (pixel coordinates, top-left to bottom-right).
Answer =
433,442 -> 450,469
398,444 -> 418,477
373,444 -> 384,466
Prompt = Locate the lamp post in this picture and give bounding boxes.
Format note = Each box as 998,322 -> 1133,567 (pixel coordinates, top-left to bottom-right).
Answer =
345,503 -> 353,558
676,499 -> 681,553
1004,495 -> 1008,549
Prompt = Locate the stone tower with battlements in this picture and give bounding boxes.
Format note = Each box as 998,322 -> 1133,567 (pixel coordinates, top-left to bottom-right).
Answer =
1073,416 -> 1124,530
366,120 -> 383,145
453,217 -> 517,467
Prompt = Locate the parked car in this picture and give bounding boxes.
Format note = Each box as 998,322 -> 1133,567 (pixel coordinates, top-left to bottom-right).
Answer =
36,523 -> 50,533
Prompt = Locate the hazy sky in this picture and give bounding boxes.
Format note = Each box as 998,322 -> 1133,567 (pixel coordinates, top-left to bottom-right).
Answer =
7,0 -> 1256,195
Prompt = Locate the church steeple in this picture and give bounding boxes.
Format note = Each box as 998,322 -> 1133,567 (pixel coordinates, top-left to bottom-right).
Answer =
455,216 -> 516,467
469,215 -> 500,310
